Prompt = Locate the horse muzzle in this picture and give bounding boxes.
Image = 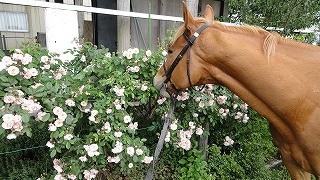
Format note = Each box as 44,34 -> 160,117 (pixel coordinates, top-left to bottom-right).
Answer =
153,76 -> 170,98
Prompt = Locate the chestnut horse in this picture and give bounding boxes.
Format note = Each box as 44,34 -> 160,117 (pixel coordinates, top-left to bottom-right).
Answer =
153,3 -> 320,180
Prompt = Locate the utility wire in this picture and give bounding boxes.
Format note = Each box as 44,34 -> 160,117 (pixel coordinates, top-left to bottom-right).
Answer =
0,145 -> 47,155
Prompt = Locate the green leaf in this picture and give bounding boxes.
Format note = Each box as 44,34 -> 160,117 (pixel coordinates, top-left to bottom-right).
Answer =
0,127 -> 5,135
50,149 -> 57,157
0,83 -> 11,87
34,92 -> 47,98
188,156 -> 195,162
59,131 -> 65,138
180,167 -> 187,173
75,73 -> 85,80
35,85 -> 46,92
42,113 -> 50,122
0,76 -> 8,82
53,83 -> 60,93
37,123 -> 46,129
45,82 -> 53,90
7,77 -> 18,85
133,155 -> 139,162
66,142 -> 71,149
53,131 -> 59,139
25,128 -> 32,137
66,117 -> 73,125
22,113 -> 30,123
179,159 -> 187,165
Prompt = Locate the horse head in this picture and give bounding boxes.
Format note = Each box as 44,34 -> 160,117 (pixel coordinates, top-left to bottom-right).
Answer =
153,2 -> 220,97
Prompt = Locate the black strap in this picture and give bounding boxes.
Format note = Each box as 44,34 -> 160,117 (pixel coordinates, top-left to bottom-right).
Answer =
145,97 -> 175,180
186,48 -> 206,92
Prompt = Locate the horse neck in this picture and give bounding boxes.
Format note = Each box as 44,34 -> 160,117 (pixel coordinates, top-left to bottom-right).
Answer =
203,29 -> 320,126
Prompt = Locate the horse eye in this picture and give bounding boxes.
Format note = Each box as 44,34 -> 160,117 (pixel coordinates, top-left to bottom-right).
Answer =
168,50 -> 173,54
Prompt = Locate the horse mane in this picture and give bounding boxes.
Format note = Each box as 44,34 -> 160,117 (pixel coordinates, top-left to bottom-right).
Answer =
171,18 -> 319,61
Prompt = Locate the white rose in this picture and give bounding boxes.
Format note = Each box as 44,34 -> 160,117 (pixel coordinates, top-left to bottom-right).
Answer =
54,119 -> 64,127
58,112 -> 67,121
2,114 -> 15,121
53,106 -> 63,116
29,68 -> 38,76
46,141 -> 55,148
4,95 -> 16,103
6,66 -> 19,76
146,50 -> 152,57
64,134 -> 73,140
41,56 -> 49,63
106,108 -> 112,114
162,50 -> 168,56
128,163 -> 133,168
196,128 -> 204,135
136,148 -> 143,156
170,123 -> 177,131
123,115 -> 132,123
114,131 -> 122,138
141,84 -> 148,91
2,56 -> 13,66
79,156 -> 88,162
7,133 -> 17,140
0,61 -> 6,71
48,124 -> 57,131
126,147 -> 135,156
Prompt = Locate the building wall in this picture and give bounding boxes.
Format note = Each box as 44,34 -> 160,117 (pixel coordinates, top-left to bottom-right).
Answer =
0,0 -> 46,50
0,0 -> 226,51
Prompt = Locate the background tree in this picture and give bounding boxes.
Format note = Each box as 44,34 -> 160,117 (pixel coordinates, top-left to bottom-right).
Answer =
224,0 -> 320,37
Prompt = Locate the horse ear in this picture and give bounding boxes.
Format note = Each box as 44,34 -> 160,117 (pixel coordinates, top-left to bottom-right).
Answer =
203,5 -> 214,21
182,1 -> 196,31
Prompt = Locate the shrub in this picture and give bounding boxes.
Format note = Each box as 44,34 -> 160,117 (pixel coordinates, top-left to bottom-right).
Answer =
0,41 -> 289,179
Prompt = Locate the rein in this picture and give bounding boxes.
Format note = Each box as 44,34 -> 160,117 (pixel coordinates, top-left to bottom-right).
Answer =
145,22 -> 210,180
145,96 -> 175,180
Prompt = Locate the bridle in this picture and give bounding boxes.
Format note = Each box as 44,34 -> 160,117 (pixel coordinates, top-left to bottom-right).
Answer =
162,22 -> 211,95
146,23 -> 211,180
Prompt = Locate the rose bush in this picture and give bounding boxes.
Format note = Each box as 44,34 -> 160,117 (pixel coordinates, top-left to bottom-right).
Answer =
0,41 -> 278,179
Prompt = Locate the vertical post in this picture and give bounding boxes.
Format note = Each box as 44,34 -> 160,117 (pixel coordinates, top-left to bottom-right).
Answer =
148,1 -> 152,50
74,0 -> 84,40
0,32 -> 3,50
117,0 -> 131,51
159,0 -> 166,46
3,35 -> 7,51
186,0 -> 199,17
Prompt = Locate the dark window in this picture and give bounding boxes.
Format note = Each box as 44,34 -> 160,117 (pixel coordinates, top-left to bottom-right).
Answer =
92,0 -> 118,52
54,0 -> 63,3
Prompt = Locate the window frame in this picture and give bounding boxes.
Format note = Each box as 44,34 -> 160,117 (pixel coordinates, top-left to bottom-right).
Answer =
0,11 -> 29,33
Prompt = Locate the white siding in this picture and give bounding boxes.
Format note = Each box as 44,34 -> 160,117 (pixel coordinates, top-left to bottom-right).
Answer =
0,1 -> 46,50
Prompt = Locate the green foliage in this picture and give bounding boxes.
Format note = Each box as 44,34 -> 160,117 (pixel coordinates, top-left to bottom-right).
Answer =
206,112 -> 289,179
176,149 -> 210,180
0,50 -> 5,58
224,0 -> 320,36
291,33 -> 318,44
0,121 -> 52,179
